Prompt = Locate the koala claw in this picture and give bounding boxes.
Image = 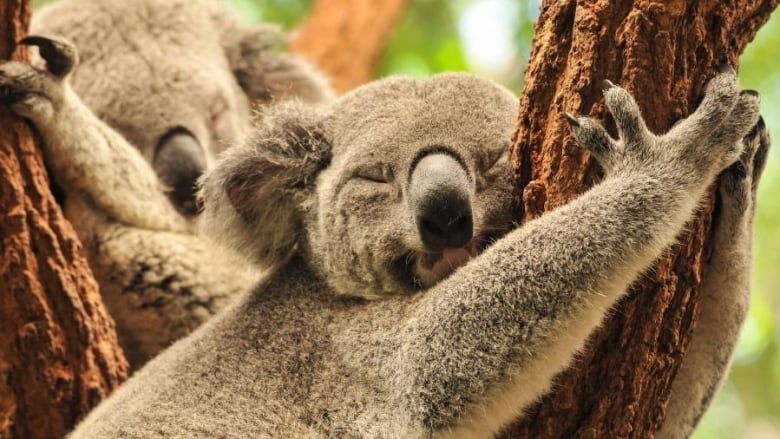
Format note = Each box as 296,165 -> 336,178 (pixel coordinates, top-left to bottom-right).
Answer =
564,112 -> 580,127
717,64 -> 736,75
567,113 -> 618,169
19,35 -> 78,78
741,89 -> 760,101
0,58 -> 65,120
601,79 -> 616,92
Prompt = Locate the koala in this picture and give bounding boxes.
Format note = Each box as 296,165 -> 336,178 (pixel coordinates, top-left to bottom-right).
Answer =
0,0 -> 332,367
57,66 -> 765,438
659,116 -> 770,438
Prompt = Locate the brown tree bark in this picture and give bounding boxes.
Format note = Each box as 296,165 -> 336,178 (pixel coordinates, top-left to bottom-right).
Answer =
289,0 -> 408,93
502,1 -> 777,437
0,1 -> 128,438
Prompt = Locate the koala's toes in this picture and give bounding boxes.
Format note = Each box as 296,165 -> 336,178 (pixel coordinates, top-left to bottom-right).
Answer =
0,62 -> 35,104
19,35 -> 78,77
565,112 -> 618,167
708,89 -> 761,163
748,117 -> 771,191
694,65 -> 741,123
601,81 -> 651,147
718,116 -> 769,202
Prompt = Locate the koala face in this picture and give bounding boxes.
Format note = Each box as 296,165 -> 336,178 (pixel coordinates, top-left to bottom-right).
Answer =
298,75 -> 517,297
201,74 -> 518,298
33,0 -> 332,217
202,73 -> 518,299
33,0 -> 251,216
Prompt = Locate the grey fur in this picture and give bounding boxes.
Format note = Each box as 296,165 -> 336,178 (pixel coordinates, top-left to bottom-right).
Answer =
66,70 -> 761,438
0,0 -> 332,367
659,118 -> 770,439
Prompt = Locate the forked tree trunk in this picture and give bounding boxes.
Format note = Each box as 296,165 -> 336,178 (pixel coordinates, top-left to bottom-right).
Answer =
0,2 -> 128,439
289,0 -> 408,93
502,1 -> 777,437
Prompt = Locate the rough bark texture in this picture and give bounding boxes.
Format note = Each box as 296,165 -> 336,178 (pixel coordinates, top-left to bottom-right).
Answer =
0,2 -> 129,438
289,0 -> 408,93
502,1 -> 778,437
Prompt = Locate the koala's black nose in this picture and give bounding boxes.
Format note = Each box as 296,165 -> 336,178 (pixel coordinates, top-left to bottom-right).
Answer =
409,152 -> 474,252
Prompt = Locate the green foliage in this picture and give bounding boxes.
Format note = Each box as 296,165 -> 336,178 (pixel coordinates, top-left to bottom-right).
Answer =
377,1 -> 468,79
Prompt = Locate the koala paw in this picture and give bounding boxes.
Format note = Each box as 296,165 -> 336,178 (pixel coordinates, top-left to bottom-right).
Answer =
718,116 -> 771,212
564,79 -> 655,175
0,35 -> 77,121
566,67 -> 761,184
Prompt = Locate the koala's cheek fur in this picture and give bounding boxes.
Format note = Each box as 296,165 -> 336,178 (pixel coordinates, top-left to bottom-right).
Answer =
304,166 -> 417,298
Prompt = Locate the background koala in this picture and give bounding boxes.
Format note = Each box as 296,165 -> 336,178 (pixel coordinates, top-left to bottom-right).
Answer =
0,0 -> 332,367
62,70 -> 764,438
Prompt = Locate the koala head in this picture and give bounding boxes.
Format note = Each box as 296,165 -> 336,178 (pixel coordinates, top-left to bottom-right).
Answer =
32,0 -> 332,216
200,73 -> 517,298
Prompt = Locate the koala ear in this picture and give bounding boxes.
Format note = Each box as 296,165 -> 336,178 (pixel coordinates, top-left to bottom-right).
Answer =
198,102 -> 331,267
223,24 -> 334,104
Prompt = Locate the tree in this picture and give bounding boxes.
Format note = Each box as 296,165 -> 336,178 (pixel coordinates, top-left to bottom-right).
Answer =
290,0 -> 408,92
0,1 -> 128,438
500,1 -> 778,437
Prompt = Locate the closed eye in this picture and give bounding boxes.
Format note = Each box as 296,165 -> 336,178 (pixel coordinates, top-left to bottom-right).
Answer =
476,150 -> 509,190
350,164 -> 394,184
481,149 -> 508,172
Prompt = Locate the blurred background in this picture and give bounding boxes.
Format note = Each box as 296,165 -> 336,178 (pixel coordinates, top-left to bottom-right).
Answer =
31,0 -> 780,437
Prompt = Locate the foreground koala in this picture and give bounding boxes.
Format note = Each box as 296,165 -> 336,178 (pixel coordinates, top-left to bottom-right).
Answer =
64,70 -> 766,438
0,0 -> 331,366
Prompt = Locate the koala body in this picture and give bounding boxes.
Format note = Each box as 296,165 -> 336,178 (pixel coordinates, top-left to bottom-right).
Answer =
60,70 -> 765,438
7,0 -> 332,366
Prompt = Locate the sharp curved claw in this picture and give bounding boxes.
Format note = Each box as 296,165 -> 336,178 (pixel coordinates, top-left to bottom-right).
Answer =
18,35 -> 78,77
601,80 -> 616,92
716,64 -> 735,75
564,112 -> 580,127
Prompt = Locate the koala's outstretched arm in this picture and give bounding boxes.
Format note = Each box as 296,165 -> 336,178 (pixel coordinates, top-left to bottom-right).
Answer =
0,37 -> 187,233
658,120 -> 770,439
384,73 -> 761,435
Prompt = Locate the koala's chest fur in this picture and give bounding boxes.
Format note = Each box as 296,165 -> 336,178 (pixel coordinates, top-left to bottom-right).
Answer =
94,260 -> 422,437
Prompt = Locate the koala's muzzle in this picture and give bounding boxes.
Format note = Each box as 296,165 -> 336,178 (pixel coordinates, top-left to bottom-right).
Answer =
410,152 -> 473,252
154,129 -> 207,217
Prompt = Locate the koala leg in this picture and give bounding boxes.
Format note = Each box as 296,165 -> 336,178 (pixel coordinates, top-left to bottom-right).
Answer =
0,36 -> 186,232
658,119 -> 770,439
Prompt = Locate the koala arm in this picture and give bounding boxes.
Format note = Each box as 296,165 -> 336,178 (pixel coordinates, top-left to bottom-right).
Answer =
1,37 -> 187,233
658,120 -> 770,439
378,74 -> 761,434
70,203 -> 257,367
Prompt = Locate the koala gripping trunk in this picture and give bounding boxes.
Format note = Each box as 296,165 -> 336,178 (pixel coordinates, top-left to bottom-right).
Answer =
504,0 -> 778,437
0,2 -> 128,439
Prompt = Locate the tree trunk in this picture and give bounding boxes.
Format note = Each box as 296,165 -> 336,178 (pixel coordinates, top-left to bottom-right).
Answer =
0,2 -> 128,438
502,1 -> 777,437
289,0 -> 408,93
